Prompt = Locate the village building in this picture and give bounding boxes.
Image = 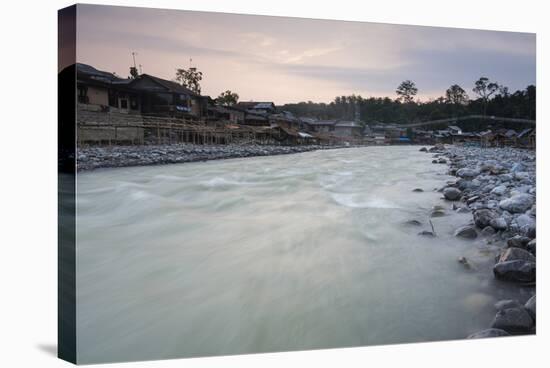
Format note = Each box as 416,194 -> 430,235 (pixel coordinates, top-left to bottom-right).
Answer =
77,63 -> 141,114
235,101 -> 277,115
448,125 -> 462,135
333,121 -> 363,138
130,74 -> 208,118
207,104 -> 245,124
307,120 -> 337,134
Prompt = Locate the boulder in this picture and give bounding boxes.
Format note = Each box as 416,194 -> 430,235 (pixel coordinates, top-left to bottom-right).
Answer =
481,226 -> 496,236
418,230 -> 435,237
525,295 -> 536,320
526,239 -> 536,255
419,147 -> 428,152
454,225 -> 478,239
493,260 -> 536,283
490,185 -> 507,196
467,328 -> 510,339
456,168 -> 480,179
491,307 -> 534,334
510,163 -> 525,173
489,217 -> 508,231
457,256 -> 472,269
405,219 -> 422,226
473,209 -> 496,229
412,188 -> 424,192
430,209 -> 446,218
443,187 -> 462,201
428,144 -> 445,152
494,299 -> 522,310
497,247 -> 535,263
499,194 -> 535,213
507,235 -> 531,249
514,214 -> 535,231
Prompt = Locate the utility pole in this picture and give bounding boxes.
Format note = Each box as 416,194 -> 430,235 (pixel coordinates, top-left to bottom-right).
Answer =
132,52 -> 137,69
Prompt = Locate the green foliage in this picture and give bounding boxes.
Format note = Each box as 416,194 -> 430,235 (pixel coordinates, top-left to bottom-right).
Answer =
396,80 -> 418,103
445,84 -> 469,105
473,77 -> 500,116
280,83 -> 535,125
129,66 -> 139,79
216,90 -> 239,106
175,67 -> 203,94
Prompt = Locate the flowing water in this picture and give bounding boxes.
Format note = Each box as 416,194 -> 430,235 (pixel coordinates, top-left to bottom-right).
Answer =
75,146 -> 526,364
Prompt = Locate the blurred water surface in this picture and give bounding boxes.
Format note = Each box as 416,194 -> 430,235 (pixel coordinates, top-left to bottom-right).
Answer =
76,146 -> 524,364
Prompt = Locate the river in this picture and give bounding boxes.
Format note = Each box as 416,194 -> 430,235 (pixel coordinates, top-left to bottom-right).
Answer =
75,146 -> 524,364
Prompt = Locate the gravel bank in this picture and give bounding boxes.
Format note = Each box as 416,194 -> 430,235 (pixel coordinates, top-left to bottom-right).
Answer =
77,144 -> 344,171
422,144 -> 536,338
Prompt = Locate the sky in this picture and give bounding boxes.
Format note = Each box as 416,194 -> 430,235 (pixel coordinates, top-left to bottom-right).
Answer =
76,4 -> 536,105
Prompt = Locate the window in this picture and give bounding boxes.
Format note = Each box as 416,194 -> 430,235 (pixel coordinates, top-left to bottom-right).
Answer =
130,96 -> 139,110
108,90 -> 118,107
77,86 -> 88,103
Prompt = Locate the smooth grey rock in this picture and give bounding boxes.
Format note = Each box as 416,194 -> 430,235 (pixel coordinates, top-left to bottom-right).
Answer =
443,187 -> 462,201
418,230 -> 435,237
454,225 -> 478,239
430,209 -> 446,218
493,260 -> 536,283
481,226 -> 496,236
412,188 -> 424,192
467,328 -> 510,339
507,235 -> 531,249
489,217 -> 508,231
499,194 -> 535,214
490,185 -> 507,196
495,299 -> 522,310
515,214 -> 535,230
491,307 -> 534,334
473,209 -> 496,229
526,239 -> 536,255
497,247 -> 535,263
457,168 -> 480,179
525,295 -> 536,320
511,163 -> 525,173
419,147 -> 428,152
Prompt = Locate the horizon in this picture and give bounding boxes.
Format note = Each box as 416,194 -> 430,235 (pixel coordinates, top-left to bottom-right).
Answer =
75,4 -> 536,105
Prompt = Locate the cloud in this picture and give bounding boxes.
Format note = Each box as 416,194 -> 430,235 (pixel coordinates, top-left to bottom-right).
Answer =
75,4 -> 535,104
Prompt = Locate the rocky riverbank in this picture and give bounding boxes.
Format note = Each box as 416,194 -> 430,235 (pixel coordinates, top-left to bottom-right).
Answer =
77,144 -> 343,171
421,144 -> 536,338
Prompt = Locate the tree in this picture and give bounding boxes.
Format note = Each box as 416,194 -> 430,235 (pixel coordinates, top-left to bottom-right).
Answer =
216,90 -> 239,106
445,84 -> 469,105
396,80 -> 418,103
129,66 -> 139,79
175,67 -> 203,94
472,77 -> 499,116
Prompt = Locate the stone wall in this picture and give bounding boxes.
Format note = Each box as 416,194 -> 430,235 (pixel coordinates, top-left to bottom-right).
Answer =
77,105 -> 145,144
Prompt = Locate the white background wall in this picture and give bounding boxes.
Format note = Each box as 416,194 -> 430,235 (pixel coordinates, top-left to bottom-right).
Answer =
0,0 -> 547,367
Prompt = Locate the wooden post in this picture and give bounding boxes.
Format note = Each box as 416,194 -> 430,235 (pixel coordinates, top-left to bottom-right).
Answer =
157,122 -> 160,145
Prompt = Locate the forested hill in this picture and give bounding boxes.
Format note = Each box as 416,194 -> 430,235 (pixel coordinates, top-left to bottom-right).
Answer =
279,84 -> 535,125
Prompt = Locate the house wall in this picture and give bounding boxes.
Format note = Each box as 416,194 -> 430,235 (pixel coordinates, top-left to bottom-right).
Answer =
87,85 -> 109,106
313,125 -> 334,133
334,126 -> 362,138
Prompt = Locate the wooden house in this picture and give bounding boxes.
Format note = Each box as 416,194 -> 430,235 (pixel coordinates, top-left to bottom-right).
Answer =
130,74 -> 208,118
76,63 -> 141,114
